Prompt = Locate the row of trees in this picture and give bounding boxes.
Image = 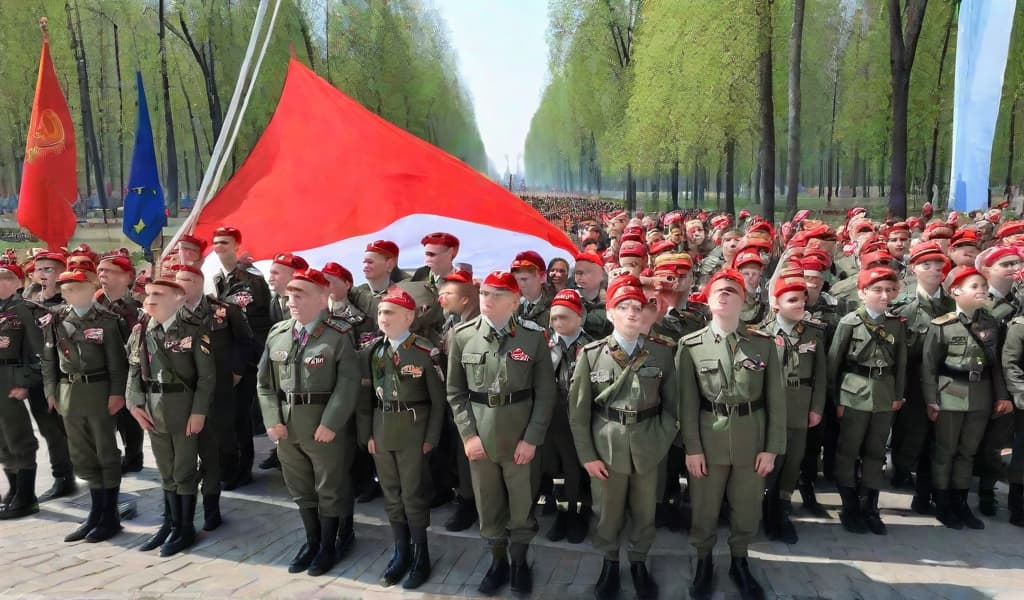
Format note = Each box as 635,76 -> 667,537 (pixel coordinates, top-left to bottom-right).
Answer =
524,0 -> 1024,220
0,0 -> 488,216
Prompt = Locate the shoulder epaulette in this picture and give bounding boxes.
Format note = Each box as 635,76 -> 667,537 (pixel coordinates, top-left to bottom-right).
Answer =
323,317 -> 353,334
518,318 -> 545,332
269,319 -> 292,336
411,335 -> 442,360
454,316 -> 480,333
1010,315 -> 1024,326
647,333 -> 677,349
582,338 -> 608,352
932,312 -> 957,326
839,311 -> 861,325
801,317 -> 826,330
746,327 -> 772,338
681,327 -> 707,347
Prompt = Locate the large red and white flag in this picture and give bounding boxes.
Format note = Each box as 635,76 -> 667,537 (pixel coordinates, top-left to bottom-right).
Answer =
191,58 -> 576,279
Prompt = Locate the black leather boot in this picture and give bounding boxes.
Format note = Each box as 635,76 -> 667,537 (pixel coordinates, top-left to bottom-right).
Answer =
288,508 -> 320,573
356,479 -> 381,503
307,516 -> 339,576
140,491 -> 175,551
509,542 -> 532,594
257,448 -> 280,470
0,468 -> 39,520
762,493 -> 779,540
890,467 -> 915,490
977,482 -> 997,517
161,494 -> 197,556
728,556 -> 765,600
955,489 -> 985,530
202,494 -> 222,531
862,489 -> 887,535
445,494 -> 477,532
1009,483 -> 1024,527
38,473 -> 77,503
689,556 -> 714,600
334,515 -> 356,560
776,496 -> 798,544
593,559 -> 619,600
65,487 -> 103,542
402,541 -> 431,589
566,504 -> 590,544
934,489 -> 963,529
798,479 -> 830,518
838,486 -> 867,534
85,487 -> 123,542
477,544 -> 510,595
546,509 -> 568,541
1,469 -> 16,508
629,561 -> 658,599
380,522 -> 412,586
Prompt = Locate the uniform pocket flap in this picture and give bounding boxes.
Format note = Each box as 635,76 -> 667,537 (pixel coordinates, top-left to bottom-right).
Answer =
840,372 -> 870,396
697,359 -> 719,374
937,375 -> 968,399
636,366 -> 662,378
462,353 -> 485,365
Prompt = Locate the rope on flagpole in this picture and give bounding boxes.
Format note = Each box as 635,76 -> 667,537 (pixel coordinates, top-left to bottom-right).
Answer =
162,0 -> 275,259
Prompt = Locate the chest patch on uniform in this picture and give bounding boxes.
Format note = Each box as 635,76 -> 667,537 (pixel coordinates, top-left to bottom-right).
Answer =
590,369 -> 611,383
775,334 -> 785,347
305,354 -> 326,368
798,341 -> 816,353
271,350 -> 288,362
214,307 -> 227,323
950,336 -> 967,345
740,357 -> 766,371
84,328 -> 104,343
0,336 -> 10,349
37,313 -> 52,327
509,348 -> 531,361
230,291 -> 253,309
401,364 -> 423,378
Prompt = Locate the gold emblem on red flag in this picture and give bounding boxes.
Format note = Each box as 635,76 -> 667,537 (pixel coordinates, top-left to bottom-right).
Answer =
26,109 -> 66,162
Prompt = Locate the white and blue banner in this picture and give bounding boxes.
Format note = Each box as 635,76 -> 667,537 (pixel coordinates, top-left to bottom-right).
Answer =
948,0 -> 1017,212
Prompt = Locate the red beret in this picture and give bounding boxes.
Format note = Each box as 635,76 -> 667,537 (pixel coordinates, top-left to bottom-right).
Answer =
740,237 -> 773,253
56,270 -> 92,285
924,222 -> 954,239
860,250 -> 894,269
606,274 -> 647,309
380,288 -> 416,311
908,241 -> 948,266
889,222 -> 911,233
213,226 -> 242,243
857,267 -> 899,290
852,220 -> 876,234
950,229 -> 981,249
801,255 -> 830,275
980,245 -> 1021,267
365,240 -> 399,260
607,210 -> 627,221
653,253 -> 693,274
574,252 -> 603,268
511,250 -> 546,272
0,262 -> 24,280
619,232 -> 644,244
551,288 -> 583,316
618,240 -> 647,259
859,239 -> 887,256
649,240 -> 677,255
710,215 -> 731,230
98,255 -> 134,273
421,232 -> 460,249
178,234 -> 208,252
147,278 -> 184,293
442,269 -> 474,284
34,251 -> 66,265
67,256 -> 97,273
996,220 -> 1024,239
322,262 -> 353,284
289,268 -> 329,289
947,266 -> 985,291
733,249 -> 765,269
738,209 -> 751,219
906,217 -> 923,231
69,244 -> 98,262
747,220 -> 776,239
482,270 -> 520,294
804,223 -> 836,241
623,225 -> 645,238
773,276 -> 807,298
171,264 -> 204,278
664,212 -> 683,226
847,207 -> 868,220
703,268 -> 746,297
272,252 -> 309,271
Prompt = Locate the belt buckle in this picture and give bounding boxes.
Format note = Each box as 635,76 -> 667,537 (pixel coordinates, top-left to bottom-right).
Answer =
487,394 -> 502,408
714,403 -> 730,417
67,373 -> 80,384
871,366 -> 884,378
969,371 -> 981,382
619,408 -> 637,425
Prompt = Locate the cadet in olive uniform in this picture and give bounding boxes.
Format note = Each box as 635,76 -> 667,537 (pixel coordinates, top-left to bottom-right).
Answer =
257,269 -> 361,577
512,250 -> 555,329
733,249 -> 770,326
827,267 -> 907,536
570,275 -> 677,600
678,269 -> 786,600
0,260 -> 43,520
447,270 -> 556,596
1000,308 -> 1024,527
544,289 -> 593,544
889,242 -> 954,513
176,264 -> 255,531
574,252 -> 613,339
41,270 -> 128,542
357,289 -> 445,590
211,226 -> 272,489
921,266 -> 1005,530
761,276 -> 826,545
127,278 -> 215,557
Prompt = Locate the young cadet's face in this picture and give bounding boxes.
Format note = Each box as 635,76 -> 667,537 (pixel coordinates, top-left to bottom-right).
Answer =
423,243 -> 455,273
708,279 -> 744,319
668,229 -> 683,244
287,282 -> 327,324
775,290 -> 806,322
886,233 -> 909,258
143,284 -> 184,322
267,264 -> 294,295
175,272 -> 204,300
177,243 -> 202,265
949,245 -> 979,267
722,235 -> 743,257
688,229 -> 706,245
0,274 -> 19,299
549,305 -> 582,337
987,254 -> 1022,286
378,304 -> 414,338
618,257 -> 644,277
98,264 -> 131,290
574,261 -> 603,293
858,279 -> 901,313
739,266 -> 763,293
913,259 -> 946,288
212,236 -> 237,258
547,261 -> 569,288
362,252 -> 391,281
952,274 -> 989,311
609,299 -> 644,339
512,268 -> 543,298
479,285 -> 518,323
60,281 -> 95,307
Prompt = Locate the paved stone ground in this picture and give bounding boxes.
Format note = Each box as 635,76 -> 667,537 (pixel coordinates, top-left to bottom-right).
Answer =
1,434 -> 1022,599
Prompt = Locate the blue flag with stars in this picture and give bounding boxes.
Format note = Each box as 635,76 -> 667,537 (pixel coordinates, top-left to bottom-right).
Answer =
122,71 -> 166,256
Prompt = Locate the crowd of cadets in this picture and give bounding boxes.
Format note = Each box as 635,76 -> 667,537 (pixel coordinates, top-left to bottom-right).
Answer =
1,200 -> 1023,599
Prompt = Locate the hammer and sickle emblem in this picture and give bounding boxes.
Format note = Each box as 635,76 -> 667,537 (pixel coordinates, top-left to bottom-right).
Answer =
25,109 -> 66,162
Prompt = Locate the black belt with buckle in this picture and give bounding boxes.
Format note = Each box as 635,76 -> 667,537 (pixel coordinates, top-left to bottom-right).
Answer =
378,399 -> 428,413
61,371 -> 110,384
143,381 -> 186,393
285,392 -> 331,405
700,398 -> 765,417
0,359 -> 21,367
599,405 -> 660,425
848,364 -> 893,378
468,389 -> 532,407
939,365 -> 985,383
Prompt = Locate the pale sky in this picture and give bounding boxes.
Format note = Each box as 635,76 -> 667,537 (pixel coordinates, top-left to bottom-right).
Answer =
431,0 -> 549,174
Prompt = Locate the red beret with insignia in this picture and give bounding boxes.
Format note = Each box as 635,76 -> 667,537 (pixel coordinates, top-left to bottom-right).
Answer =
98,254 -> 134,273
212,226 -> 242,243
773,276 -> 807,298
34,251 -> 66,265
443,269 -> 473,284
574,252 -> 603,268
57,270 -> 93,285
171,264 -> 204,279
857,267 -> 899,290
947,266 -> 985,291
908,241 -> 947,266
648,240 -> 677,256
703,268 -> 746,298
147,277 -> 185,292
551,289 -> 584,316
178,234 -> 208,252
380,288 -> 416,311
510,251 -> 545,273
605,274 -> 647,309
365,240 -> 399,260
618,240 -> 647,259
322,262 -> 353,284
289,268 -> 330,289
482,270 -> 520,294
420,232 -> 460,250
273,252 -> 309,271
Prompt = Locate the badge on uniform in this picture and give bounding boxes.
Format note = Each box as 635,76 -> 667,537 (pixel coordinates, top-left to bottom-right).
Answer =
775,334 -> 785,347
37,313 -> 52,327
305,354 -> 326,368
84,328 -> 104,343
401,364 -> 424,378
509,348 -> 531,361
740,358 -> 766,371
590,370 -> 611,383
231,291 -> 254,309
271,350 -> 289,362
0,336 -> 10,349
179,336 -> 193,350
797,341 -> 816,353
215,307 -> 227,323
950,336 -> 967,345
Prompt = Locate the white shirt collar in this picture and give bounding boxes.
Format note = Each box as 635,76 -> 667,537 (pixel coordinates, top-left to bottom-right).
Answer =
775,315 -> 798,335
865,308 -> 883,320
555,330 -> 582,347
149,314 -> 177,331
483,315 -> 510,333
388,331 -> 412,351
612,332 -> 640,355
709,320 -> 738,339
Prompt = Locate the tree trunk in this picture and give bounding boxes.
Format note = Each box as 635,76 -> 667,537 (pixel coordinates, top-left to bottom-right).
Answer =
1007,96 -> 1017,189
112,21 -> 124,217
179,76 -> 203,200
671,159 -> 679,209
160,0 -> 179,215
853,150 -> 859,197
757,0 -> 777,223
926,1 -> 954,204
726,137 -> 736,215
887,0 -> 929,218
785,0 -> 804,219
67,1 -> 109,221
826,147 -> 834,205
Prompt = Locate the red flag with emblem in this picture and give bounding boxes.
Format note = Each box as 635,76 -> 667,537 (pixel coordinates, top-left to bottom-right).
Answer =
17,33 -> 77,249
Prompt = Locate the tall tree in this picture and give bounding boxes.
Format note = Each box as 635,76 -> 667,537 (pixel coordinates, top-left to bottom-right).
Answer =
784,0 -> 805,218
756,0 -> 777,222
66,0 -> 109,219
887,0 -> 929,217
158,0 -> 178,214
